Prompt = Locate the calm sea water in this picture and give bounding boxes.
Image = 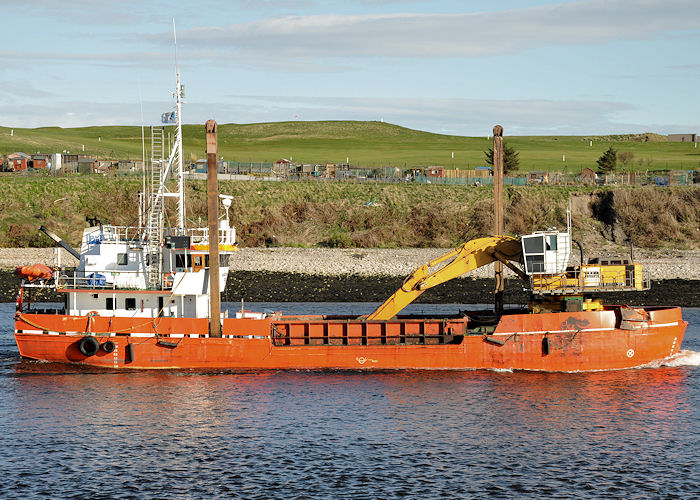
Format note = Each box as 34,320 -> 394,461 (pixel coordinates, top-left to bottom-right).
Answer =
1,302 -> 698,499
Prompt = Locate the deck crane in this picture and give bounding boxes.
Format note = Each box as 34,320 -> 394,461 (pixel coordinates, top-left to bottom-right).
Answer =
367,227 -> 649,321
367,236 -> 525,321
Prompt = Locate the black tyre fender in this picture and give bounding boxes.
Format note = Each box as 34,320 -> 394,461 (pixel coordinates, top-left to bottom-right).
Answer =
101,340 -> 116,354
78,336 -> 100,357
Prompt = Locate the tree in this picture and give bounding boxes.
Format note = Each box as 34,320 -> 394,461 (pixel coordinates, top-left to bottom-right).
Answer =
618,151 -> 635,170
596,146 -> 617,174
484,142 -> 520,174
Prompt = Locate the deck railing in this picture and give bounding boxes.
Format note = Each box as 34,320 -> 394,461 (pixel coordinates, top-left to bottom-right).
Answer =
530,267 -> 650,295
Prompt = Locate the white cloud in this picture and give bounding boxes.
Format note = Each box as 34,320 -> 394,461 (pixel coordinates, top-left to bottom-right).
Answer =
0,80 -> 57,101
171,0 -> 700,61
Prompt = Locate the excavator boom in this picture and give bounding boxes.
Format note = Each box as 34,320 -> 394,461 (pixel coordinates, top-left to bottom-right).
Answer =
367,236 -> 524,321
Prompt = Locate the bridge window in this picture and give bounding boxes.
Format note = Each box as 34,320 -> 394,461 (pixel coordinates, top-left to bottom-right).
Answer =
125,298 -> 136,310
117,253 -> 128,266
175,253 -> 186,269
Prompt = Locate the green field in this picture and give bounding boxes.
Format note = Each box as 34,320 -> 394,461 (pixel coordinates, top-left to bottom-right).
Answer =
1,121 -> 698,172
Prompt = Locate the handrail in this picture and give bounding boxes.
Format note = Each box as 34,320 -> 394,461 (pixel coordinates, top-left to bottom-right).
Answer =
530,267 -> 650,295
52,269 -> 159,290
82,224 -> 234,246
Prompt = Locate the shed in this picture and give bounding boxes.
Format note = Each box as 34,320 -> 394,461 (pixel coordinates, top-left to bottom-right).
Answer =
9,152 -> 30,171
31,154 -> 49,169
668,134 -> 697,143
426,166 -> 444,178
528,171 -> 549,184
273,158 -> 294,176
62,154 -> 78,173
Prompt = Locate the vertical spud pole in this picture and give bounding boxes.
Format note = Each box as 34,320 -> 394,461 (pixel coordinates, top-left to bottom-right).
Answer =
493,125 -> 504,316
206,119 -> 222,338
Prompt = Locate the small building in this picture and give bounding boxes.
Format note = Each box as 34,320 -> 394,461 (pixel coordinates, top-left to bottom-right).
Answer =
62,154 -> 79,173
273,158 -> 294,177
77,155 -> 96,174
9,152 -> 30,171
426,166 -> 444,178
30,154 -> 49,169
668,133 -> 697,143
528,171 -> 549,185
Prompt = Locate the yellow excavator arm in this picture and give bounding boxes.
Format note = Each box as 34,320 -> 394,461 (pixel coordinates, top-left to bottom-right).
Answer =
367,236 -> 525,320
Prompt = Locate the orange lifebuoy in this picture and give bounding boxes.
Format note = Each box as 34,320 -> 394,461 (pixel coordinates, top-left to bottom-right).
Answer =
164,272 -> 175,288
87,310 -> 100,317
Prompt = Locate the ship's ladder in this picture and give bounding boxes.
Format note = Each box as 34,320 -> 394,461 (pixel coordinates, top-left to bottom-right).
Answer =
147,126 -> 166,289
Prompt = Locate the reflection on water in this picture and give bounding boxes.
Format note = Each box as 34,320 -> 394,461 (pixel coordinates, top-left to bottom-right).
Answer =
0,303 -> 698,498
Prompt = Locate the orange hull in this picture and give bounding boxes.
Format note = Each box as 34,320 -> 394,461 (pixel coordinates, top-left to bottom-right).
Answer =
14,307 -> 686,371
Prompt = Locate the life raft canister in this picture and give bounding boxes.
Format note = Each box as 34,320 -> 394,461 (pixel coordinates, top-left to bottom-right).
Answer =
15,263 -> 54,282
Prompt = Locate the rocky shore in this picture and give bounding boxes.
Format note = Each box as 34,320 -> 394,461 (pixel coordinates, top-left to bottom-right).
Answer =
2,247 -> 699,305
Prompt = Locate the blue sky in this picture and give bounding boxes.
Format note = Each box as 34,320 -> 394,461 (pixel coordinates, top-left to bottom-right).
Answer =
1,0 -> 698,136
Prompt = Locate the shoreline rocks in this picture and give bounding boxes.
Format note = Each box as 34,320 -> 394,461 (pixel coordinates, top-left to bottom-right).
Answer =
2,247 -> 699,306
3,246 -> 700,280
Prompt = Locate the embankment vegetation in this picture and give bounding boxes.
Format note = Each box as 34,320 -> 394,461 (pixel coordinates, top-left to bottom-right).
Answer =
1,176 -> 698,250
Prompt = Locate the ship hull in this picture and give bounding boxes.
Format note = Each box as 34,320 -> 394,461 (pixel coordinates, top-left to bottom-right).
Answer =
14,307 -> 686,371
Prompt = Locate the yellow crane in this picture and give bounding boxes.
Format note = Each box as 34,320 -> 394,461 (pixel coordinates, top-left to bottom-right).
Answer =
367,236 -> 525,321
367,230 -> 649,321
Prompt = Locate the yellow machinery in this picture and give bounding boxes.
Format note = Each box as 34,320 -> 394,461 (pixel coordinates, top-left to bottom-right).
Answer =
367,236 -> 524,320
367,231 -> 649,320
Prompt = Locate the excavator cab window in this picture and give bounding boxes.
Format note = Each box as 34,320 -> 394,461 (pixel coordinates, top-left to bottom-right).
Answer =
523,235 -> 545,273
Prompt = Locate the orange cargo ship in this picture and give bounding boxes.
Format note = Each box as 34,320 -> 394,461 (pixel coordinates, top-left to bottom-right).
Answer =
13,221 -> 687,371
12,80 -> 686,371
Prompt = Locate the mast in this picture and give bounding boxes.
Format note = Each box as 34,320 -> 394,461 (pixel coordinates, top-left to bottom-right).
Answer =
206,120 -> 222,338
144,22 -> 185,288
493,125 -> 504,315
173,19 -> 185,233
139,84 -> 146,230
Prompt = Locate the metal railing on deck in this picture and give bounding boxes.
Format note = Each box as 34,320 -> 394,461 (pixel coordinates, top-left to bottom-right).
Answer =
83,225 -> 144,245
53,269 -> 152,290
530,267 -> 650,295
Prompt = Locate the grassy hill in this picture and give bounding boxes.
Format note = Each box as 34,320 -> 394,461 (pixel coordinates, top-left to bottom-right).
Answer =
1,121 -> 698,172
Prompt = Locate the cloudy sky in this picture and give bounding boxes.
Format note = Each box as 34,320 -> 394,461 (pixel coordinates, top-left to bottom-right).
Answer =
1,0 -> 698,135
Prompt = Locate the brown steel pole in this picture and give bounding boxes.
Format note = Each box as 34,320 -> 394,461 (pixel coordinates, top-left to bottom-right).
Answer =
206,119 -> 222,338
493,125 -> 504,315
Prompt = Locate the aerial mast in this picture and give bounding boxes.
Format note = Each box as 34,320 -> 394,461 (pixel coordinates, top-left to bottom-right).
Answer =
173,19 -> 185,233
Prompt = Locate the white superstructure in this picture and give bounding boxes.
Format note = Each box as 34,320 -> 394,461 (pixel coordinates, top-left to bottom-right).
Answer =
49,64 -> 238,319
